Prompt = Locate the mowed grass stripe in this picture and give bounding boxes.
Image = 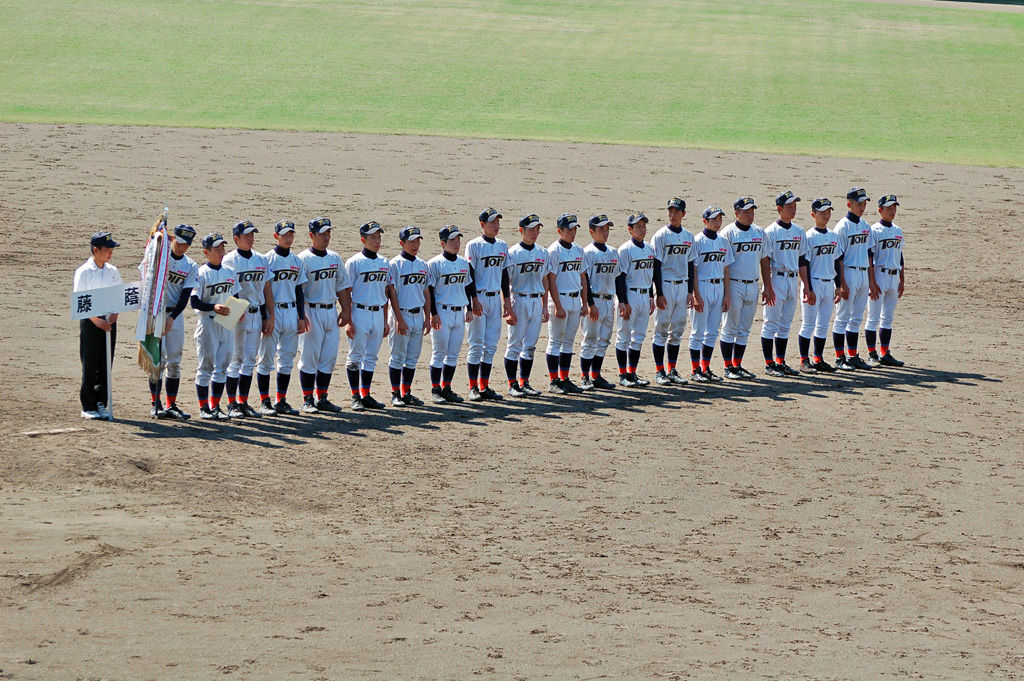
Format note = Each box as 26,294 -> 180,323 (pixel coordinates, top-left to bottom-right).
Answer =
2,0 -> 1022,166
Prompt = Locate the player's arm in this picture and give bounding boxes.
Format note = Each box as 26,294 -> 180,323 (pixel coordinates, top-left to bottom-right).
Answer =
653,258 -> 666,310
338,288 -> 352,328
867,248 -> 880,300
387,283 -> 407,335
759,256 -> 776,305
721,266 -> 731,313
428,284 -> 441,330
260,279 -> 275,335
579,271 -> 590,318
295,284 -> 309,334
834,257 -> 848,302
798,256 -> 815,305
422,284 -> 433,332
500,268 -> 512,318
898,253 -> 905,298
689,262 -> 703,312
546,271 -> 564,319
467,264 -> 482,318
615,271 -> 630,320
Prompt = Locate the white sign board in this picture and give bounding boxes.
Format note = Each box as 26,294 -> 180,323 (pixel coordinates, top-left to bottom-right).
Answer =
70,281 -> 142,320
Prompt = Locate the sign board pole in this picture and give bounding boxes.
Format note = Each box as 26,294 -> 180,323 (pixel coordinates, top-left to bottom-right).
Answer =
104,322 -> 114,421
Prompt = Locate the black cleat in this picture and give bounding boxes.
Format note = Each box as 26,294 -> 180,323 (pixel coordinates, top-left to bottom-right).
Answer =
561,378 -> 584,394
152,403 -> 169,419
163,403 -> 191,421
778,362 -> 800,377
508,383 -> 527,398
402,392 -> 425,406
764,363 -> 786,377
519,382 -> 541,397
632,373 -> 650,386
848,354 -> 871,370
735,366 -> 757,380
879,353 -> 905,367
392,391 -> 406,407
479,387 -> 503,401
468,387 -> 484,402
591,375 -> 616,390
654,370 -> 672,386
811,360 -> 836,373
440,386 -> 464,403
301,397 -> 321,413
549,380 -> 568,395
799,360 -> 816,374
705,369 -> 723,383
724,367 -> 744,380
274,399 -> 299,415
867,351 -> 882,368
350,395 -> 366,411
316,397 -> 343,413
431,387 -> 448,404
361,395 -> 385,410
258,398 -> 279,416
690,370 -> 710,384
240,402 -> 261,417
836,356 -> 856,371
227,404 -> 246,418
666,369 -> 688,385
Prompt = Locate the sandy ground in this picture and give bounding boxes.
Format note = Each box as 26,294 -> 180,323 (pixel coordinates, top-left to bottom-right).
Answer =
1,122 -> 1023,680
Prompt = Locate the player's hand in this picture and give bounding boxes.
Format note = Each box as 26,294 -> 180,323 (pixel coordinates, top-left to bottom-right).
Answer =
422,315 -> 431,333
262,315 -> 274,335
587,305 -> 599,322
163,316 -> 174,334
553,304 -> 566,319
648,298 -> 655,315
505,310 -> 518,326
297,319 -> 309,334
431,316 -> 442,330
337,312 -> 348,327
762,288 -> 776,306
384,322 -> 391,337
619,303 -> 631,321
472,299 -> 483,316
897,281 -> 904,299
346,324 -> 356,339
838,285 -> 849,301
109,313 -> 119,324
803,289 -> 816,305
656,295 -> 667,311
213,304 -> 231,316
465,308 -> 474,323
580,303 -> 589,319
91,317 -> 112,332
869,283 -> 881,301
693,294 -> 704,313
541,308 -> 550,323
722,297 -> 730,313
833,291 -> 842,304
395,317 -> 408,336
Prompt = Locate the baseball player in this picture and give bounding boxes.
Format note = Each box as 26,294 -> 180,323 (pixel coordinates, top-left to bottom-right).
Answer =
387,226 -> 433,406
296,217 -> 347,413
190,233 -> 240,420
865,194 -> 906,367
254,220 -> 308,416
545,213 -> 589,394
340,221 -> 406,411
688,206 -> 733,382
718,197 -> 771,379
760,191 -> 811,377
464,208 -> 511,401
832,187 -> 880,370
797,199 -> 844,373
223,220 -> 274,417
427,225 -> 480,404
614,212 -> 656,386
148,224 -> 198,420
651,197 -> 700,385
579,214 -> 620,390
504,213 -> 553,397
74,231 -> 122,420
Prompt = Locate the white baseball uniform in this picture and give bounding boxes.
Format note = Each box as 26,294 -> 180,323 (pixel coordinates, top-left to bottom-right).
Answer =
799,227 -> 843,341
343,249 -> 392,373
761,221 -> 808,341
161,252 -> 199,380
388,252 -> 431,370
689,230 -> 735,349
651,224 -> 697,347
546,239 -> 586,356
193,263 -> 240,387
719,221 -> 766,345
615,238 -> 656,352
581,243 -> 620,361
866,220 -> 904,332
832,213 -> 877,334
465,235 -> 508,366
505,243 -> 554,361
428,252 -> 472,368
257,245 -> 307,376
297,247 -> 344,374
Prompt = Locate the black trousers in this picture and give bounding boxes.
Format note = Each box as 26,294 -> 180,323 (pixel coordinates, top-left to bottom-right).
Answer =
80,320 -> 116,411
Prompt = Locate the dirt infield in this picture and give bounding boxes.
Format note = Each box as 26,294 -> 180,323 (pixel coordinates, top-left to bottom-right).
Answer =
2,123 -> 1022,680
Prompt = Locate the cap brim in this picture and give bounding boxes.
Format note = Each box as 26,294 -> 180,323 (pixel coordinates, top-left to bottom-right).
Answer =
591,220 -> 612,227
736,203 -> 757,210
521,221 -> 542,229
813,205 -> 833,212
559,223 -> 580,230
238,227 -> 257,235
174,234 -> 193,244
483,214 -> 502,222
879,200 -> 899,207
704,211 -> 724,219
207,239 -> 226,248
402,233 -> 423,241
276,226 -> 295,234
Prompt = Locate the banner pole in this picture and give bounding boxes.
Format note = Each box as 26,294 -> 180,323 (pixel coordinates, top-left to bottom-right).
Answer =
105,318 -> 114,421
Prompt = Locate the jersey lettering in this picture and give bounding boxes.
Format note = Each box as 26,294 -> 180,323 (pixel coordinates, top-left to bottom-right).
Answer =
167,271 -> 187,285
480,255 -> 505,268
594,262 -> 617,274
777,240 -> 801,251
208,281 -> 234,296
559,261 -> 581,272
518,262 -> 545,274
633,259 -> 655,270
734,242 -> 761,253
359,270 -> 389,283
273,269 -> 300,282
312,268 -> 337,281
849,233 -> 870,245
401,273 -> 428,285
237,270 -> 264,282
813,244 -> 838,256
665,244 -> 690,255
440,272 -> 467,285
702,252 -> 726,263
878,238 -> 901,249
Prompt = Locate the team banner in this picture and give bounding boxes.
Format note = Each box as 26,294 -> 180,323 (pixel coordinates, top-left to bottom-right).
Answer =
135,208 -> 171,379
70,282 -> 142,320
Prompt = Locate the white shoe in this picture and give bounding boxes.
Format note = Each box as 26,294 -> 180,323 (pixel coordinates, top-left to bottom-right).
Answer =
96,402 -> 113,420
81,409 -> 103,420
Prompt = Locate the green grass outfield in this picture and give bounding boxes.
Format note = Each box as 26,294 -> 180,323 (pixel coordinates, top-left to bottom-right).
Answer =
3,0 -> 1022,166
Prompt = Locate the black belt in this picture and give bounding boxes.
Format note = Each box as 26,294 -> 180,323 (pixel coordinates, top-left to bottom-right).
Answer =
515,292 -> 542,298
276,301 -> 296,309
480,291 -> 499,297
441,304 -> 464,311
402,307 -> 421,314
812,277 -> 834,282
775,271 -> 797,278
730,278 -> 756,284
665,279 -> 687,285
559,291 -> 580,297
629,287 -> 651,294
701,278 -> 723,284
593,294 -> 614,301
356,303 -> 383,311
847,266 -> 867,271
247,306 -> 259,314
880,268 -> 899,275
308,303 -> 334,309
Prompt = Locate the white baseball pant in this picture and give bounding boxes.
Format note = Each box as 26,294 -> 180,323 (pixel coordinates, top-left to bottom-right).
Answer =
162,311 -> 186,379
615,289 -> 651,352
389,308 -> 425,369
298,304 -> 340,374
506,294 -> 543,360
431,306 -> 465,367
467,293 -> 502,364
799,279 -> 836,339
580,295 -> 615,360
546,292 -> 582,355
652,280 -> 689,346
346,304 -> 386,372
720,279 -> 759,345
866,269 -> 900,331
689,281 -> 724,349
762,273 -> 798,339
194,314 -> 232,386
833,267 -> 869,334
257,305 -> 299,375
228,308 -> 262,378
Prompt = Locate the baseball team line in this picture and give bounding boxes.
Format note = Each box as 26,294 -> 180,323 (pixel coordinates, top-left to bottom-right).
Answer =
74,187 -> 907,421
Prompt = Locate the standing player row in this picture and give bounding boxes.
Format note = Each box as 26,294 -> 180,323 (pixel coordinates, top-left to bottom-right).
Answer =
129,187 -> 906,421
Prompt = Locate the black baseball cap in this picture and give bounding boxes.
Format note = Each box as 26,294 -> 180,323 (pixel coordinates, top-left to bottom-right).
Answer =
627,212 -> 649,226
90,231 -> 120,249
702,205 -> 724,220
775,191 -> 801,207
275,220 -> 295,234
734,197 -> 757,211
846,187 -> 870,203
556,213 -> 579,230
308,217 -> 332,234
399,226 -> 422,241
232,220 -> 257,237
878,194 -> 899,207
359,221 -> 384,236
589,214 -> 613,228
810,198 -> 833,212
173,224 -> 196,244
201,233 -> 226,249
439,225 -> 463,241
519,214 -> 542,229
479,208 -> 502,223
667,197 -> 686,211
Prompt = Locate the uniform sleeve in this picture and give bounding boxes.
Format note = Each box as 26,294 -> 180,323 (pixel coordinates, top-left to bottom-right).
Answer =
341,257 -> 356,290
724,243 -> 736,268
799,233 -> 810,258
184,262 -> 199,289
652,231 -> 665,261
546,247 -> 558,274
72,265 -> 86,292
229,269 -> 242,296
294,259 -> 308,286
688,237 -> 698,263
762,229 -> 775,259
465,240 -> 477,267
